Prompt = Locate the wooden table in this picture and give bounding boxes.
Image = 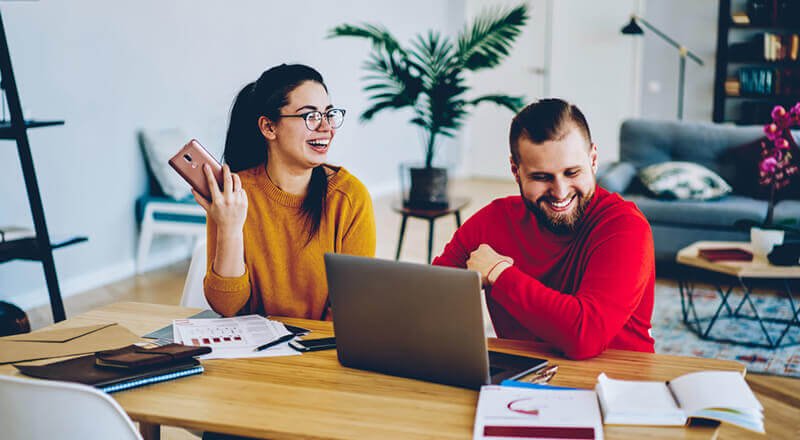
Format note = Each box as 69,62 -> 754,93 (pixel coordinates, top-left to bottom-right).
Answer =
677,241 -> 800,348
0,302 -> 746,440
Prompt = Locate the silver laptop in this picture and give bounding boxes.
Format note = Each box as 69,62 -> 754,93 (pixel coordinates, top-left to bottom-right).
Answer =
324,254 -> 547,389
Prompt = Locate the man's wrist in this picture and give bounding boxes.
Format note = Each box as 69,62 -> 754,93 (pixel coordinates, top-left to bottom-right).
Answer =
487,260 -> 513,285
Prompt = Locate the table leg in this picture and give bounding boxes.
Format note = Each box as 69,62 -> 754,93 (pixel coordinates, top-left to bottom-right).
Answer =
395,215 -> 408,260
455,210 -> 462,228
140,422 -> 161,440
774,279 -> 800,347
427,219 -> 435,263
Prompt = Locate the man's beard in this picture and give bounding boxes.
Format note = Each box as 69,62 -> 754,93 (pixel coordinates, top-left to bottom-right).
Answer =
521,188 -> 594,235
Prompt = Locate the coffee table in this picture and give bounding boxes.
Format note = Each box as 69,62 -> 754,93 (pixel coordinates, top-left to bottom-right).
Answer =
676,241 -> 800,348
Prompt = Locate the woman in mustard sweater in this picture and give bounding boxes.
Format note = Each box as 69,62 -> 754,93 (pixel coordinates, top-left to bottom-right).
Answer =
193,64 -> 376,320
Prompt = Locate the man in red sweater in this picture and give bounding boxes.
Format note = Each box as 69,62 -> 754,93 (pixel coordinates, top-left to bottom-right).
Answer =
433,99 -> 655,359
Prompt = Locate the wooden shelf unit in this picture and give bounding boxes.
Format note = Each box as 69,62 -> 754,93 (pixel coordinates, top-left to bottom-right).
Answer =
713,0 -> 800,124
0,11 -> 86,322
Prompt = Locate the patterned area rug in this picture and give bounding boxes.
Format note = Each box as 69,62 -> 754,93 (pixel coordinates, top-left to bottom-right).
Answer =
653,283 -> 800,378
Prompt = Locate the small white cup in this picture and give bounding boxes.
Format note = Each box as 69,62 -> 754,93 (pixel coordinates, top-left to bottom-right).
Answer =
750,227 -> 785,259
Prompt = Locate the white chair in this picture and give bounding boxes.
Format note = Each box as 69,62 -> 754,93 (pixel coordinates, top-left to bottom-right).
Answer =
0,374 -> 142,440
136,196 -> 207,274
181,239 -> 212,310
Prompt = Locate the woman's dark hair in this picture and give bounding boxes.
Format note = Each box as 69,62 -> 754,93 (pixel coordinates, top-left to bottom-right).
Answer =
0,301 -> 30,336
224,64 -> 329,243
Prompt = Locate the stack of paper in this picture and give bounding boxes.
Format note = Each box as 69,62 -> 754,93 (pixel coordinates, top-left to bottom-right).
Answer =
473,385 -> 603,440
172,315 -> 298,359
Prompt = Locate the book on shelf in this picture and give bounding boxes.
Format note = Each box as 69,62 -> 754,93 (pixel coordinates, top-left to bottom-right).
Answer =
595,371 -> 763,433
731,11 -> 750,25
14,349 -> 204,394
0,226 -> 34,243
725,77 -> 741,96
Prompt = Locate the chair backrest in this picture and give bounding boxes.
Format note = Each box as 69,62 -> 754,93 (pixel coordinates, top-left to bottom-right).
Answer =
0,374 -> 142,440
181,239 -> 211,309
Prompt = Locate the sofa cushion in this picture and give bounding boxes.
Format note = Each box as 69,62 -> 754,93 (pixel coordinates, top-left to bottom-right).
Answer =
720,137 -> 800,201
625,194 -> 768,228
140,128 -> 192,200
619,119 -> 764,182
598,162 -> 637,193
637,162 -> 732,201
774,200 -> 800,227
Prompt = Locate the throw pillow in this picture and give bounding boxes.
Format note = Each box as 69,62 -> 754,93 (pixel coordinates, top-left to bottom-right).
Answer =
638,161 -> 732,201
140,128 -> 193,200
721,136 -> 800,201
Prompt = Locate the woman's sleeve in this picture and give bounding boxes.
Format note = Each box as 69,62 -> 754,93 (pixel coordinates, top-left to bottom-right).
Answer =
340,185 -> 377,257
202,216 -> 251,317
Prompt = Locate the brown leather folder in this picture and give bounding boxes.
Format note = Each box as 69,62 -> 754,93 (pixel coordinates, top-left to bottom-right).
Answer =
0,323 -> 140,365
95,344 -> 211,369
14,352 -> 203,393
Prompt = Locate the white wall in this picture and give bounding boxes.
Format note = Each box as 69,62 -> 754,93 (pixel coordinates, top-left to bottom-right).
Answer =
0,0 -> 463,313
0,0 -> 722,316
549,0 -> 642,165
638,0 -> 718,122
464,0 -> 644,178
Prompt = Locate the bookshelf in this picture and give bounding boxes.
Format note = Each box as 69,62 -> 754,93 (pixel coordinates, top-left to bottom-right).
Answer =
0,11 -> 86,322
713,0 -> 800,124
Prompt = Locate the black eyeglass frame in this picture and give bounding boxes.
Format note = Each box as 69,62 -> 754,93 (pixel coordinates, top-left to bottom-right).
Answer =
279,108 -> 346,131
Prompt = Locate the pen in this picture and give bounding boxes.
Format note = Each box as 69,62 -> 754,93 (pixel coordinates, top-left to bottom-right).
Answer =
254,334 -> 296,352
527,364 -> 559,384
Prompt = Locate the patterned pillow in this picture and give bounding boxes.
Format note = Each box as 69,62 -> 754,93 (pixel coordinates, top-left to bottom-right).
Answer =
638,162 -> 732,201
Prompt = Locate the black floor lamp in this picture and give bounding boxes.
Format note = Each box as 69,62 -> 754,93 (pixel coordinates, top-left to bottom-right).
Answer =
621,15 -> 703,120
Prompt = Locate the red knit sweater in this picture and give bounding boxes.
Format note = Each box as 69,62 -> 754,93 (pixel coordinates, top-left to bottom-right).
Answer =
433,187 -> 655,359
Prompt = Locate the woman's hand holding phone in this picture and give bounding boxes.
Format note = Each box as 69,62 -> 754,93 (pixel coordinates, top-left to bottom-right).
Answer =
193,164 -> 249,278
192,164 -> 248,235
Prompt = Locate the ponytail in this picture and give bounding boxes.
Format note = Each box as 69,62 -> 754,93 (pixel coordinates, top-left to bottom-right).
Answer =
302,165 -> 328,244
224,82 -> 266,172
223,64 -> 330,244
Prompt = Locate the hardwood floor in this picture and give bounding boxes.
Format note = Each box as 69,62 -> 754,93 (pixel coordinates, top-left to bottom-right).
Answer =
24,178 -> 799,439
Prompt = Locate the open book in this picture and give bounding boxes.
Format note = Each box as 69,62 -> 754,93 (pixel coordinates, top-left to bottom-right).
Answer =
595,371 -> 763,433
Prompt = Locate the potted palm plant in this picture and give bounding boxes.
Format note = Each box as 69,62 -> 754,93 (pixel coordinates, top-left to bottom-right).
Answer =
329,4 -> 529,208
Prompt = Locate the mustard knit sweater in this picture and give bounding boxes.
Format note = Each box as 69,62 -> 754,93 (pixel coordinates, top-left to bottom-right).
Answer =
203,165 -> 376,319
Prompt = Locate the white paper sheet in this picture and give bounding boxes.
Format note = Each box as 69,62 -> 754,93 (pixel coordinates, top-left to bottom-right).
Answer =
473,385 -> 603,440
172,314 -> 299,359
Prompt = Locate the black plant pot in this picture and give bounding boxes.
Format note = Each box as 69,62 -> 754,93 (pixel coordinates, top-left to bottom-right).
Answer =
406,167 -> 449,209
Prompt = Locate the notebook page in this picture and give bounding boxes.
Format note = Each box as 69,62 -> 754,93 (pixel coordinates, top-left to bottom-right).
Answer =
596,373 -> 679,412
668,371 -> 763,415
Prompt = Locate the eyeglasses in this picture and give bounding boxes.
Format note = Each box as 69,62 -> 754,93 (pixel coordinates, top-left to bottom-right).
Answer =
280,108 -> 346,131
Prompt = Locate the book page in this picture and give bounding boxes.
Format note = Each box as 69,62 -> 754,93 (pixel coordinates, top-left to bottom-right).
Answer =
668,371 -> 762,415
596,373 -> 679,411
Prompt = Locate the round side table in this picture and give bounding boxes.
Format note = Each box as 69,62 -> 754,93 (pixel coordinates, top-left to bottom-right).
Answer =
391,197 -> 470,263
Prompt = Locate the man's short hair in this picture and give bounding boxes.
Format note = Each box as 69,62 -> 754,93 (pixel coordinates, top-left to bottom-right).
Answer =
509,98 -> 592,163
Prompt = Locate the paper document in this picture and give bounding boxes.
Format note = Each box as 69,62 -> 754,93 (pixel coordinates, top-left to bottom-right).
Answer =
173,315 -> 298,359
474,385 -> 603,440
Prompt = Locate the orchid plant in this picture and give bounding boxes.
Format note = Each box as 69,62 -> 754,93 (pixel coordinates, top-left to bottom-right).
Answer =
761,103 -> 800,226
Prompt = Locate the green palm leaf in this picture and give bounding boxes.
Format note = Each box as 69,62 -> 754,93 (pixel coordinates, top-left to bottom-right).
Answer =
329,4 -> 527,168
467,94 -> 525,113
328,23 -> 406,56
457,4 -> 528,71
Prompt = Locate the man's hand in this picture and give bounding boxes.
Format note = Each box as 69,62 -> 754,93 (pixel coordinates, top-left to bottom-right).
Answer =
467,244 -> 514,287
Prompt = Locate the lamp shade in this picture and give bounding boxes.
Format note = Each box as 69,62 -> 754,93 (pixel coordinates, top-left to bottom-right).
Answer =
621,17 -> 644,35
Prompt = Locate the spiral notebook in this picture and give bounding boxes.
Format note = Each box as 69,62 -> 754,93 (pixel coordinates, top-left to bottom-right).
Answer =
14,352 -> 203,394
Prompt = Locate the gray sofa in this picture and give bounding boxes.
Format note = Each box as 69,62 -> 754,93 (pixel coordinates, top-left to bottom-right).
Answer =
599,119 -> 800,263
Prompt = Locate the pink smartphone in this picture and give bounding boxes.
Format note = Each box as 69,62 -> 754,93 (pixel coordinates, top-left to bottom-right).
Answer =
168,139 -> 224,201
